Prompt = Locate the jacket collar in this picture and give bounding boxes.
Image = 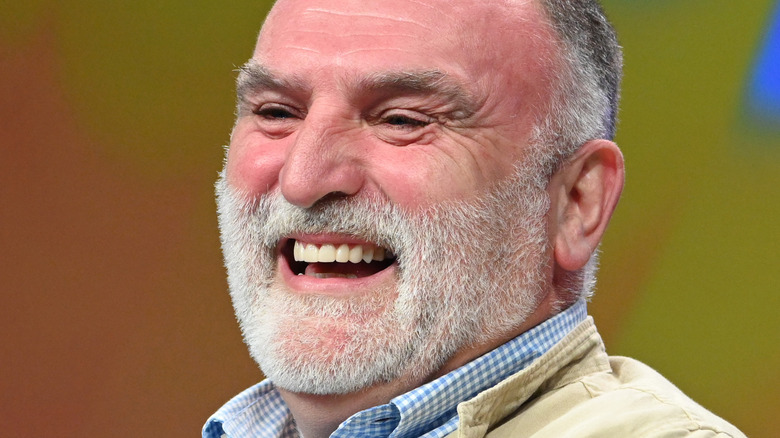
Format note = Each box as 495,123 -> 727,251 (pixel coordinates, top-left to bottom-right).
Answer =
447,318 -> 610,438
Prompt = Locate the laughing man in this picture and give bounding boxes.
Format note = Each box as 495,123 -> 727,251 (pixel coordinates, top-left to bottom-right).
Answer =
204,0 -> 745,437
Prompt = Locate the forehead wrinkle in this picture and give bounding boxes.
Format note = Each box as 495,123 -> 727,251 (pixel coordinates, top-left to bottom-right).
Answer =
282,45 -> 321,54
338,47 -> 421,57
402,0 -> 458,21
288,30 -> 422,39
303,7 -> 430,29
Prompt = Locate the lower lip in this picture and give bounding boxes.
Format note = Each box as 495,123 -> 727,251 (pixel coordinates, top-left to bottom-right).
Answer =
278,254 -> 399,296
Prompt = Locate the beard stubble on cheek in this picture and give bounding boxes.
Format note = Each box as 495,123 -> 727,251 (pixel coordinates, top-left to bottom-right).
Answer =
215,164 -> 551,395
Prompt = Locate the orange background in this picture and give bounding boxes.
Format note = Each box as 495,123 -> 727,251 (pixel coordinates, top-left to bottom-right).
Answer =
2,1 -> 778,436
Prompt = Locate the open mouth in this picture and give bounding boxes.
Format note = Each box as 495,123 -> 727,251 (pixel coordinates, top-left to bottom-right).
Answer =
282,239 -> 397,279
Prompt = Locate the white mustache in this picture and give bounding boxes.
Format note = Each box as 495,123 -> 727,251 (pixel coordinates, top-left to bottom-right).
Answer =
220,181 -> 414,260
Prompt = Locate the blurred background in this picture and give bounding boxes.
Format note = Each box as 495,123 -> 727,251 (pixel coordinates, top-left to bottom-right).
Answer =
1,0 -> 778,436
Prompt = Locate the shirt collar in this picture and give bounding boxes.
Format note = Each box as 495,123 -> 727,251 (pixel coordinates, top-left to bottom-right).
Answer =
203,380 -> 297,438
336,299 -> 588,438
203,300 -> 587,438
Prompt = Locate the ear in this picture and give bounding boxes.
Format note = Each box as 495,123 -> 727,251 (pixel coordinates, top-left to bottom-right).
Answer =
548,139 -> 624,271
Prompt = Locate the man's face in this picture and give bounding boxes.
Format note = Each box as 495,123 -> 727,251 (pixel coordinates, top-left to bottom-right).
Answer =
219,0 -> 560,394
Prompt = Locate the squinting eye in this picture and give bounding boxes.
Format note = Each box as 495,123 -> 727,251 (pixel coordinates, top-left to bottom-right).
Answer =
385,114 -> 423,126
372,110 -> 439,146
249,103 -> 302,139
253,104 -> 299,120
381,113 -> 434,130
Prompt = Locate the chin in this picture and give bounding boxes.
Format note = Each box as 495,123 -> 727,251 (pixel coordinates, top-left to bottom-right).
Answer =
240,283 -> 438,395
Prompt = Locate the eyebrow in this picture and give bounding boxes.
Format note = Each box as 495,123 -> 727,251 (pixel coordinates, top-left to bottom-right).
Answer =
235,60 -> 478,118
236,60 -> 309,101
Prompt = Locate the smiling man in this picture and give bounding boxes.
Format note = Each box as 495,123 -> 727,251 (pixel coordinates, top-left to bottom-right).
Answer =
204,0 -> 744,437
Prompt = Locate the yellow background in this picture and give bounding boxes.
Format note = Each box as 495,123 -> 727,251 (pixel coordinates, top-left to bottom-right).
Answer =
1,1 -> 777,436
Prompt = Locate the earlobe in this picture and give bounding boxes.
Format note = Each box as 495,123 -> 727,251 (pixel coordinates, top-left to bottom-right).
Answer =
551,140 -> 624,271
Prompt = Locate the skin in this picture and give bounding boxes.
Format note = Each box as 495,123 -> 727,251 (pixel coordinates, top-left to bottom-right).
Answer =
225,0 -> 624,436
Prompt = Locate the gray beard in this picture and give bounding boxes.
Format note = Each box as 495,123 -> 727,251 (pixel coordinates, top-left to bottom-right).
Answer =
216,165 -> 551,395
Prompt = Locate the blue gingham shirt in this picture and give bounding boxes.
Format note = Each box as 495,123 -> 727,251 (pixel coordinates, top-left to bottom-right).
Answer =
204,300 -> 587,438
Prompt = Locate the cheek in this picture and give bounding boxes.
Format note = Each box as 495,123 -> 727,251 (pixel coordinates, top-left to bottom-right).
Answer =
370,147 -> 480,208
373,136 -> 518,207
226,129 -> 288,196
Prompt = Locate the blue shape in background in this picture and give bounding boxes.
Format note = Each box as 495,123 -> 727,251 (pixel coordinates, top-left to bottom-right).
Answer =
749,1 -> 780,120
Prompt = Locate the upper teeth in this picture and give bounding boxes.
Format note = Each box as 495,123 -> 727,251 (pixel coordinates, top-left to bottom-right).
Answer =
293,241 -> 389,263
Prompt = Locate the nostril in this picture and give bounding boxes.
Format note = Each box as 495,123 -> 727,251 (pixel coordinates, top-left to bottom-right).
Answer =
312,191 -> 353,206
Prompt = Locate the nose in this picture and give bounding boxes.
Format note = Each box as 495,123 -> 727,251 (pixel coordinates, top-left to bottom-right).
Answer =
279,109 -> 365,208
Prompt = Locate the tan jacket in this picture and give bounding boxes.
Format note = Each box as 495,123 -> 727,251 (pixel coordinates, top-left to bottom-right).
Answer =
446,318 -> 745,438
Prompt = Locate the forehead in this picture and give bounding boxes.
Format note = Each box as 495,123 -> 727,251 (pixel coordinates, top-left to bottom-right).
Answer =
253,0 -> 557,90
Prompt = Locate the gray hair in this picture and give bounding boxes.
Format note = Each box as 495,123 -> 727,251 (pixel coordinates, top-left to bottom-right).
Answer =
525,0 -> 622,171
532,0 -> 623,302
